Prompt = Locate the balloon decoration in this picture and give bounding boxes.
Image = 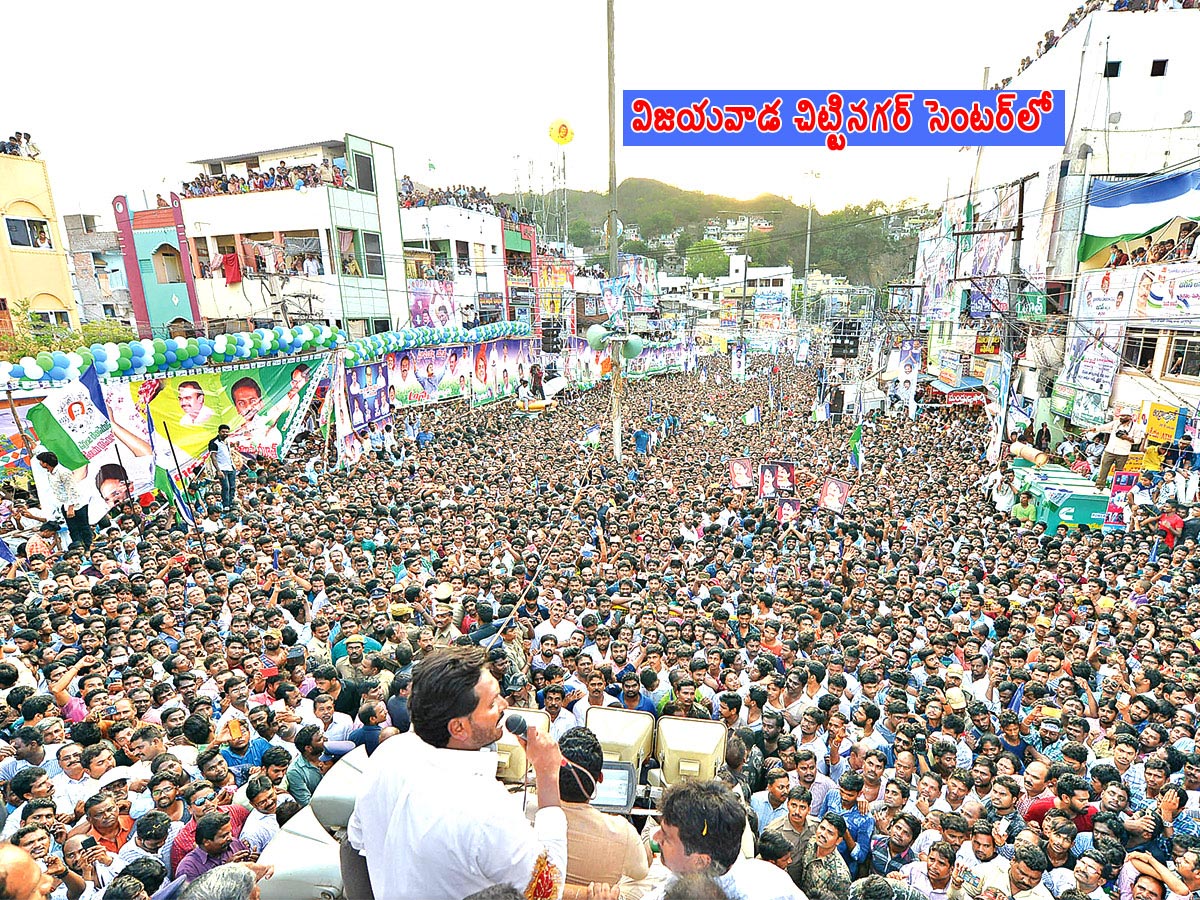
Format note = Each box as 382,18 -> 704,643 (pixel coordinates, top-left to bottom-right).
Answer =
341,320 -> 533,366
0,324 -> 344,386
0,320 -> 535,386
549,119 -> 575,146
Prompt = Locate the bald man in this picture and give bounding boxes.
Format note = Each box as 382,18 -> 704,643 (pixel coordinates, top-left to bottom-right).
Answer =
0,845 -> 55,900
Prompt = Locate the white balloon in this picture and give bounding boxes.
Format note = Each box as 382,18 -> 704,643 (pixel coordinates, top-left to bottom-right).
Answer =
19,356 -> 35,369
24,363 -> 44,380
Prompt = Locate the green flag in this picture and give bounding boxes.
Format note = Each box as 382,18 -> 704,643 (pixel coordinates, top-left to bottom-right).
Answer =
26,403 -> 88,470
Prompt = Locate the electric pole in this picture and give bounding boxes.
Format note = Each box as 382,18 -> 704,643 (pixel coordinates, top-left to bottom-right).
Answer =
607,0 -> 623,464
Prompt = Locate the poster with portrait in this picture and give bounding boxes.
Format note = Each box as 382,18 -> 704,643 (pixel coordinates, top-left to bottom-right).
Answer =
728,457 -> 754,489
330,359 -> 362,469
408,279 -> 458,329
776,498 -> 805,526
102,356 -> 323,466
29,375 -> 156,524
600,276 -> 632,318
768,461 -> 796,495
899,339 -> 922,375
818,477 -> 851,514
563,336 -> 610,391
385,346 -> 468,406
1103,470 -> 1139,531
345,361 -> 391,429
730,344 -> 747,383
470,339 -> 534,408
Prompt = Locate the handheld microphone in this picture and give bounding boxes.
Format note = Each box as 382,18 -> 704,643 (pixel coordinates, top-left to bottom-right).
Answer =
505,713 -> 528,738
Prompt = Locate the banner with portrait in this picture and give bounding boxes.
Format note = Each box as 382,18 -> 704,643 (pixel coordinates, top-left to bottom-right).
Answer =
385,346 -> 471,406
408,279 -> 458,329
330,359 -> 362,469
470,339 -> 534,408
563,337 -> 611,391
618,255 -> 660,314
600,276 -> 632,318
537,260 -> 575,318
102,355 -> 323,467
30,376 -> 155,524
624,340 -> 695,380
344,361 -> 391,430
899,339 -> 922,374
1104,470 -> 1139,531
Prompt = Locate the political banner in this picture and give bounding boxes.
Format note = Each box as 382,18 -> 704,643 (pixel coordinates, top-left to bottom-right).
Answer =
624,340 -> 695,380
899,339 -> 922,374
600,276 -> 632,317
345,361 -> 391,429
385,346 -> 471,406
408,279 -> 458,329
1103,470 -> 1138,531
618,255 -> 661,314
563,337 -> 611,391
102,356 -> 322,469
537,260 -> 575,318
1141,400 -> 1187,445
1050,383 -> 1076,418
768,461 -> 796,495
975,335 -> 1001,355
729,457 -> 754,489
330,358 -> 362,469
30,369 -> 155,523
731,344 -> 747,383
470,339 -> 534,407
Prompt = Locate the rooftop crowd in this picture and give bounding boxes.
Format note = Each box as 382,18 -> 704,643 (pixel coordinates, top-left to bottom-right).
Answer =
1,133 -> 38,158
3,344 -> 1200,900
181,160 -> 350,198
990,0 -> 1196,89
400,178 -> 534,226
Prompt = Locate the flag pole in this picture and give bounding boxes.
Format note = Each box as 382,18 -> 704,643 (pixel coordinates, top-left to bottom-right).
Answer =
160,421 -> 204,548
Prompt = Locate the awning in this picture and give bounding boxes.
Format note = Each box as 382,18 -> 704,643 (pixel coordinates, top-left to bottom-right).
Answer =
928,375 -> 984,394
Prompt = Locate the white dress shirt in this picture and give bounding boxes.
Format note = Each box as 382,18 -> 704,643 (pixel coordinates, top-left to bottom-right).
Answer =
347,731 -> 567,900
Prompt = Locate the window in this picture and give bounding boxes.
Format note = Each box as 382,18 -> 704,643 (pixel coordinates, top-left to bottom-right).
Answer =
362,231 -> 384,277
1167,333 -> 1200,378
152,245 -> 184,284
102,304 -> 116,318
1121,328 -> 1157,370
31,311 -> 70,328
1151,59 -> 1168,77
1104,60 -> 1121,78
372,318 -> 390,335
337,229 -> 363,277
353,152 -> 375,193
6,217 -> 51,249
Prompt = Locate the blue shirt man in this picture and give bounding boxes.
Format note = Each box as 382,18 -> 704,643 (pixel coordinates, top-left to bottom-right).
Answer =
818,772 -> 875,869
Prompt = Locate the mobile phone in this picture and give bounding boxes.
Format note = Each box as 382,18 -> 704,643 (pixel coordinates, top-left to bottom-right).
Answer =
79,837 -> 97,851
105,705 -> 117,717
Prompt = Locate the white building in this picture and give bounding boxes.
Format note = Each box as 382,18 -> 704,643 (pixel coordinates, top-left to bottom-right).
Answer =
180,135 -> 408,337
399,205 -> 509,325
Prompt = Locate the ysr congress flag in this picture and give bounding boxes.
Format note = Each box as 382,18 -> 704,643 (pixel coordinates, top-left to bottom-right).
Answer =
27,367 -> 155,523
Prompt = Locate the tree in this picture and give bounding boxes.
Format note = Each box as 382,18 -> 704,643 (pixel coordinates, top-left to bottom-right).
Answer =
568,219 -> 594,249
686,240 -> 729,279
643,211 -> 674,239
675,230 -> 695,256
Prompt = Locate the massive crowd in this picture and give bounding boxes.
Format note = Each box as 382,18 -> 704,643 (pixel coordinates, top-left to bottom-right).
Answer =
3,344 -> 1200,900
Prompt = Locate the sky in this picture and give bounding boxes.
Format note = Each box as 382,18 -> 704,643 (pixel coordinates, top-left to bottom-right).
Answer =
7,0 -> 1088,222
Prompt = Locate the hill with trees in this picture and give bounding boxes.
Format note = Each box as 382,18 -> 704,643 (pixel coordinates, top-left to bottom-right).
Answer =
498,178 -> 923,288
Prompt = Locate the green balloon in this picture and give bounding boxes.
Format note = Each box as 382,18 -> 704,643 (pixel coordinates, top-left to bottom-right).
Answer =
118,345 -> 132,358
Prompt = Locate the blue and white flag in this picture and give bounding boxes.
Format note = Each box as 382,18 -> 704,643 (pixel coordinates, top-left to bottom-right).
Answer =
582,424 -> 601,446
741,406 -> 761,426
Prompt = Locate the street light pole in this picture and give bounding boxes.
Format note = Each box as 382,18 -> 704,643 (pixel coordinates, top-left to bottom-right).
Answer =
802,171 -> 819,304
607,0 -> 623,464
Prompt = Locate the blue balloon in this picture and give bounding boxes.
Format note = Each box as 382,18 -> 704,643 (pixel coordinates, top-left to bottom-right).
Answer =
164,339 -> 178,353
48,366 -> 66,381
93,347 -> 108,363
164,351 -> 176,364
9,365 -> 23,380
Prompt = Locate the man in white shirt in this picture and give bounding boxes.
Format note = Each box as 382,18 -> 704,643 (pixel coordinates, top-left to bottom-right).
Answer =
1084,411 -> 1136,490
543,685 -> 578,742
345,646 -> 566,900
